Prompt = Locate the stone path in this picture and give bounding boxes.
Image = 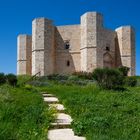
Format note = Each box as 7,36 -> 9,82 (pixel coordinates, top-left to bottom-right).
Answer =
42,93 -> 86,140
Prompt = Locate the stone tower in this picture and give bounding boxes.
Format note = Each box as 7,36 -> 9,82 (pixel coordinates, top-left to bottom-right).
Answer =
17,35 -> 32,75
116,26 -> 135,76
80,12 -> 103,72
32,18 -> 55,76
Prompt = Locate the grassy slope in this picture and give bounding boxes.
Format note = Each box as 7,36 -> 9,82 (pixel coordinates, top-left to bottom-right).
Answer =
41,83 -> 140,140
0,85 -> 53,140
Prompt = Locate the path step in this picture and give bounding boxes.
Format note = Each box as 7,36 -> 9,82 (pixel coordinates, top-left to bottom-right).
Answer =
51,113 -> 72,128
44,97 -> 59,104
42,93 -> 54,97
49,104 -> 65,112
48,129 -> 86,140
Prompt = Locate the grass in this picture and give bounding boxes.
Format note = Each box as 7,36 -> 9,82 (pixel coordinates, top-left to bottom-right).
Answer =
39,82 -> 140,140
0,84 -> 54,140
1,74 -> 140,140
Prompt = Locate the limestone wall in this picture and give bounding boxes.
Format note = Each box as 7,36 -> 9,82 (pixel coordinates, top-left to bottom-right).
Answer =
80,12 -> 103,72
55,25 -> 81,73
116,26 -> 135,76
97,28 -> 116,68
17,35 -> 32,75
32,18 -> 55,76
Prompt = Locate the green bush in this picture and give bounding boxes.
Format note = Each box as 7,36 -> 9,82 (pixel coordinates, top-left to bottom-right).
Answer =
118,66 -> 130,76
6,74 -> 17,86
68,75 -> 79,81
47,74 -> 68,81
0,73 -> 6,85
72,71 -> 93,80
17,75 -> 32,86
125,76 -> 137,87
93,68 -> 124,90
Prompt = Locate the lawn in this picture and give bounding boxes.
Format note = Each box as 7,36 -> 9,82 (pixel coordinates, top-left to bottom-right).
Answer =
0,84 -> 54,140
40,82 -> 140,140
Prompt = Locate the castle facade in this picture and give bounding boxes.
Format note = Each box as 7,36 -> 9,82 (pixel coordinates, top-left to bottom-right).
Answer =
17,12 -> 136,76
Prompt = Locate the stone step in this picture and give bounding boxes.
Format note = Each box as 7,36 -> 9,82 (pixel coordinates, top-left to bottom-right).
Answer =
51,113 -> 73,128
49,104 -> 65,112
48,129 -> 86,140
44,97 -> 59,104
42,93 -> 55,97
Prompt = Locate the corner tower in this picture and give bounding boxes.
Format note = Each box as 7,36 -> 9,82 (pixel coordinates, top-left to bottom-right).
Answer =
116,26 -> 135,76
32,18 -> 55,76
80,12 -> 103,72
17,35 -> 32,75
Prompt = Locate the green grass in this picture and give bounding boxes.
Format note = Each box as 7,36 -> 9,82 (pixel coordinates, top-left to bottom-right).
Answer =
0,84 -> 54,140
40,83 -> 140,140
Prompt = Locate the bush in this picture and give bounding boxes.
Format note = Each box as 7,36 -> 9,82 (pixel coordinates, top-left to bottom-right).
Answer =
0,73 -> 6,85
17,75 -> 32,86
93,68 -> 124,90
28,80 -> 49,87
68,75 -> 79,81
72,71 -> 93,80
6,74 -> 17,86
118,66 -> 130,76
47,74 -> 68,81
125,76 -> 137,87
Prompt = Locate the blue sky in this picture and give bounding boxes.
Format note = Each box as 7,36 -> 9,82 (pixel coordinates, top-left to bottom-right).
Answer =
0,0 -> 139,75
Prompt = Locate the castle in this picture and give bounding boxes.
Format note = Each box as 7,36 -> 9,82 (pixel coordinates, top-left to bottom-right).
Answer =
17,12 -> 136,76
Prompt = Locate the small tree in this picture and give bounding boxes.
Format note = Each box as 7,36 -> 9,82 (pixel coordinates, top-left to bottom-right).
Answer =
6,74 -> 17,87
125,76 -> 137,87
0,73 -> 6,85
93,68 -> 124,90
118,66 -> 130,76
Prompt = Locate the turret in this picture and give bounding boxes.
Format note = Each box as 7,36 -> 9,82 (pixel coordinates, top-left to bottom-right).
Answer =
17,35 -> 32,75
80,12 -> 103,72
32,18 -> 55,76
116,26 -> 135,76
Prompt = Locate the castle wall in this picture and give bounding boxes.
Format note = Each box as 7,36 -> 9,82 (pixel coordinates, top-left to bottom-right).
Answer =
17,35 -> 32,75
55,25 -> 81,73
116,26 -> 135,76
80,12 -> 103,72
97,28 -> 116,68
32,18 -> 55,76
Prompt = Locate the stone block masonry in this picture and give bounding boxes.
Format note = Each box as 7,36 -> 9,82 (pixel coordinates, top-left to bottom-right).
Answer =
17,11 -> 136,76
17,35 -> 32,75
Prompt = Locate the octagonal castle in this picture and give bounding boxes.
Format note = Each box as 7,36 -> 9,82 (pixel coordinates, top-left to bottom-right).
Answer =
17,12 -> 136,76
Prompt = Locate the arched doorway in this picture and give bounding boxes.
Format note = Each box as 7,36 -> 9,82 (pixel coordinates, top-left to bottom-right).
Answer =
103,53 -> 113,68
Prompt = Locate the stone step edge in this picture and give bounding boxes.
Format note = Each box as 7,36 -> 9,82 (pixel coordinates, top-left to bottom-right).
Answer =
42,93 -> 55,97
50,123 -> 72,129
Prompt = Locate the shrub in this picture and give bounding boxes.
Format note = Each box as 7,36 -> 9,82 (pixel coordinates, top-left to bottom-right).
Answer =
17,75 -> 31,86
28,80 -> 49,87
47,74 -> 68,81
118,66 -> 130,76
72,71 -> 93,80
93,68 -> 124,90
6,74 -> 17,86
125,76 -> 137,87
68,75 -> 79,81
0,73 -> 6,85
